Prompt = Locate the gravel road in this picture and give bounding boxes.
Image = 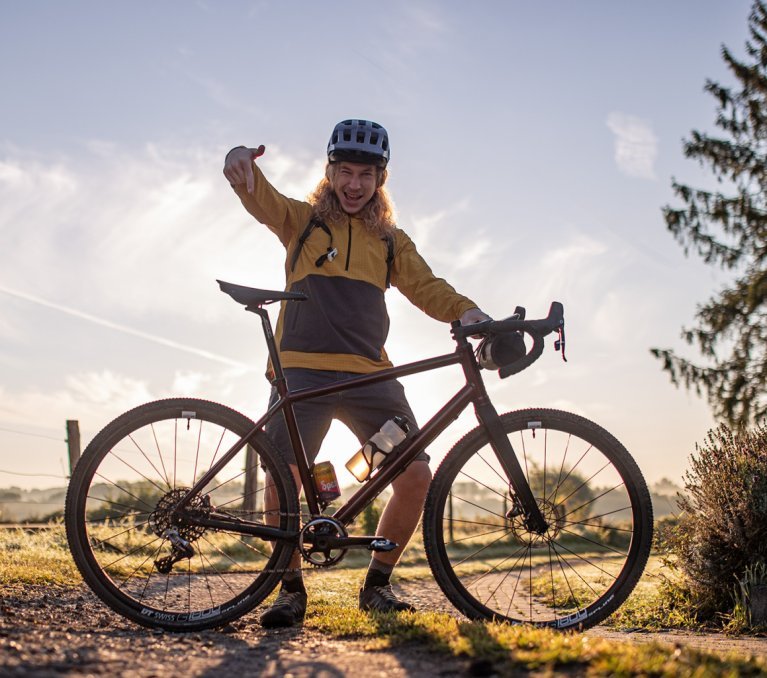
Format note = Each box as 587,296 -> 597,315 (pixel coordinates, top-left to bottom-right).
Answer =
2,580 -> 766,677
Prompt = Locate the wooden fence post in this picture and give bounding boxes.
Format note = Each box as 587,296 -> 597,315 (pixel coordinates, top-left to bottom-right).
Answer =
244,445 -> 260,516
66,420 -> 81,475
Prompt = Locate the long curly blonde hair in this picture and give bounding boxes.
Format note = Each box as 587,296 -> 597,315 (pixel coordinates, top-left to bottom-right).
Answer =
307,163 -> 397,236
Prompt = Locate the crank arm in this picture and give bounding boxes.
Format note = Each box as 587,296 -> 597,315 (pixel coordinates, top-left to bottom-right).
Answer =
303,535 -> 398,551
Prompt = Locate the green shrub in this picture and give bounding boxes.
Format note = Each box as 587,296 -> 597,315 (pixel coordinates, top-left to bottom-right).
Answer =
359,498 -> 384,536
666,424 -> 767,622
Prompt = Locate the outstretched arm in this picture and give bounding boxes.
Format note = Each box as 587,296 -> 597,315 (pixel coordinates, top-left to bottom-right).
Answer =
221,145 -> 312,246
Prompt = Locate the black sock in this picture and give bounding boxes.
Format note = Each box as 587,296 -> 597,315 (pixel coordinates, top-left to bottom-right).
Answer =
364,561 -> 394,589
282,572 -> 305,594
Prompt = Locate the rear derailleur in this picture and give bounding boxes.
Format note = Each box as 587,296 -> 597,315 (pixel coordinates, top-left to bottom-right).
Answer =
154,528 -> 195,574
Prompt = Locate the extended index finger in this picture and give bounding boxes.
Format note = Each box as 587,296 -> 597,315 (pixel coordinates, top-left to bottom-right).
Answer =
247,145 -> 265,193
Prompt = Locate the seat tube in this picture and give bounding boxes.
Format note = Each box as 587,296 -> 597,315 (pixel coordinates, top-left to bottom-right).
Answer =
279,392 -> 321,515
254,306 -> 320,515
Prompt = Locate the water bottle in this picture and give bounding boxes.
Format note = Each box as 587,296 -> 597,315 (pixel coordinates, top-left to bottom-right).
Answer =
345,416 -> 410,482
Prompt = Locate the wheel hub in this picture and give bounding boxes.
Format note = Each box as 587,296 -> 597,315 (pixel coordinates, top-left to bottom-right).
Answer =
509,498 -> 565,547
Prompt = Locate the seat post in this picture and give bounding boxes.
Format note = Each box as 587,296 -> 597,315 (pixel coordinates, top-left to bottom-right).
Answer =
247,305 -> 285,384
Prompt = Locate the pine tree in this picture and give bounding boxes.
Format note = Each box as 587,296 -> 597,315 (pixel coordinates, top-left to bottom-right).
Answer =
652,1 -> 767,427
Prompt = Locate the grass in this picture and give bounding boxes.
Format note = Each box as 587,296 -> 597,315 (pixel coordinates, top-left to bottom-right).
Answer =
2,524 -> 767,676
300,568 -> 767,676
0,522 -> 80,586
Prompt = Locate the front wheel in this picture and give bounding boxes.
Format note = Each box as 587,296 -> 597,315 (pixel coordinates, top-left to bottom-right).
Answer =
423,408 -> 652,630
65,398 -> 299,631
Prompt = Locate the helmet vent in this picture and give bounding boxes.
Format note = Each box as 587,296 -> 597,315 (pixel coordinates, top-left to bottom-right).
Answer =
327,119 -> 390,167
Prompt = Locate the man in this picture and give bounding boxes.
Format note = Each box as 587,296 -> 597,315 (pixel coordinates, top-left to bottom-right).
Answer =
223,119 -> 488,628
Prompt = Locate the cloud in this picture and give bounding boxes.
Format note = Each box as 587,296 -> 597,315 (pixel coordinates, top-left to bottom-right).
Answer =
0,371 -> 153,433
0,284 -> 254,370
186,73 -> 263,117
0,142 -> 319,324
606,112 -> 658,180
361,2 -> 451,77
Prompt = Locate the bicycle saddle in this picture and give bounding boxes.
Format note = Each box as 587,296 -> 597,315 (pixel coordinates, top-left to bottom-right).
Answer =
217,279 -> 307,307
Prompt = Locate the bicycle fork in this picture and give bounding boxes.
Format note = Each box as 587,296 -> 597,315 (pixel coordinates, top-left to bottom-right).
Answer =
475,400 -> 548,534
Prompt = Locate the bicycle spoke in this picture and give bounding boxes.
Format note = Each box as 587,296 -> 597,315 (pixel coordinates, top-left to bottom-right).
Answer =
66,398 -> 299,630
89,517 -> 154,549
426,408 -> 652,629
126,436 -> 172,494
150,422 -> 172,489
93,472 -> 158,512
457,469 -> 512,502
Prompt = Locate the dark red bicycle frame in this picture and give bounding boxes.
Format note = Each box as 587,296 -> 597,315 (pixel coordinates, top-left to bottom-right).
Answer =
180,305 -> 548,539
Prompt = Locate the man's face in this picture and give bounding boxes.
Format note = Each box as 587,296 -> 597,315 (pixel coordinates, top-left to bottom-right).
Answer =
331,162 -> 378,214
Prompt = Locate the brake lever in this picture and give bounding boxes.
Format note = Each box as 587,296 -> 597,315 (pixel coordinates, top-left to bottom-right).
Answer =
554,325 -> 567,362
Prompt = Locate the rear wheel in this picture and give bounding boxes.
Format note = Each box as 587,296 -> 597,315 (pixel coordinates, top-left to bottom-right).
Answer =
423,408 -> 652,629
65,398 -> 299,631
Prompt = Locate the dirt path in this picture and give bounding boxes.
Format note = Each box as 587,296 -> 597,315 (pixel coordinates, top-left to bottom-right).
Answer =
2,580 -> 766,677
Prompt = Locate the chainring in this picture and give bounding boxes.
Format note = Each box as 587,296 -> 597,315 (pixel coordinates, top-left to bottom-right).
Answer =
298,517 -> 348,567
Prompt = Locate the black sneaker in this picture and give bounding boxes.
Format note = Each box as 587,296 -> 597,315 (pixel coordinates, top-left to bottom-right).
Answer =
260,588 -> 307,628
359,584 -> 415,613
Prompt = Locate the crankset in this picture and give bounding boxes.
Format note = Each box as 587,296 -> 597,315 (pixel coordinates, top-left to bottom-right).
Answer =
298,517 -> 398,567
299,517 -> 349,567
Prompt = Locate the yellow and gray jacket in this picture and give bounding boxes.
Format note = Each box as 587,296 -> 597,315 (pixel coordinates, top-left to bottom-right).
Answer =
233,165 -> 478,374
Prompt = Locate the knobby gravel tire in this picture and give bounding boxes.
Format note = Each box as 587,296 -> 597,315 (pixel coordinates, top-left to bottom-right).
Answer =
65,398 -> 299,632
423,408 -> 653,630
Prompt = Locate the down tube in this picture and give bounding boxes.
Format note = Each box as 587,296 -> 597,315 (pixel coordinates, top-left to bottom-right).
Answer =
333,384 -> 475,525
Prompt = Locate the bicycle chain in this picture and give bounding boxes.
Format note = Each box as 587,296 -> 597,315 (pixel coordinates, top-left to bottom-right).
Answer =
220,510 -> 346,571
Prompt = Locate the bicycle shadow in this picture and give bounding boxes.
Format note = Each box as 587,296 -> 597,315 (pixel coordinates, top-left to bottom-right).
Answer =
196,625 -> 345,678
361,611 -> 513,676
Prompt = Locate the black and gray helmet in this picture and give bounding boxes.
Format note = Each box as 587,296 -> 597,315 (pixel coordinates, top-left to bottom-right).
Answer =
327,119 -> 390,167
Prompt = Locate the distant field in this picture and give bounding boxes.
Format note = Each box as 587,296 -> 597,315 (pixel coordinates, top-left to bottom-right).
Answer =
0,481 -> 683,523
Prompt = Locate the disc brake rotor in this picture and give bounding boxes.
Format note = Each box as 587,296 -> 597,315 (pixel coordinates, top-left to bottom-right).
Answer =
509,498 -> 565,548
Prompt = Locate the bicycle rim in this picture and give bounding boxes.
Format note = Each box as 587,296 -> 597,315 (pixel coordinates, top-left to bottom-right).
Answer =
65,398 -> 299,631
423,408 -> 653,630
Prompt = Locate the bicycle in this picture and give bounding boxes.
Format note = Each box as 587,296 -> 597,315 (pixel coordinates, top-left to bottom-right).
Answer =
65,279 -> 653,632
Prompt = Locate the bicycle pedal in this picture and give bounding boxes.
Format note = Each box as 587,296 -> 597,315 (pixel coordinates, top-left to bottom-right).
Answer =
368,538 -> 398,552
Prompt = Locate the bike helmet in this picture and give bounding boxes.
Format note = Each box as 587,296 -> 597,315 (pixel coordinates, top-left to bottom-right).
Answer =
327,119 -> 390,167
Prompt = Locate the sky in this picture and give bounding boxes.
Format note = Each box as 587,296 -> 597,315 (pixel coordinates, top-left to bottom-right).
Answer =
0,0 -> 756,491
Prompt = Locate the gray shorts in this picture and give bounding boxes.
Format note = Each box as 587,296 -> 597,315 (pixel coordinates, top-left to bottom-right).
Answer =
264,368 -> 427,466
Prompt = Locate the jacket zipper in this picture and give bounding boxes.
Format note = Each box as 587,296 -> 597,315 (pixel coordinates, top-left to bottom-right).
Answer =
345,218 -> 352,270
